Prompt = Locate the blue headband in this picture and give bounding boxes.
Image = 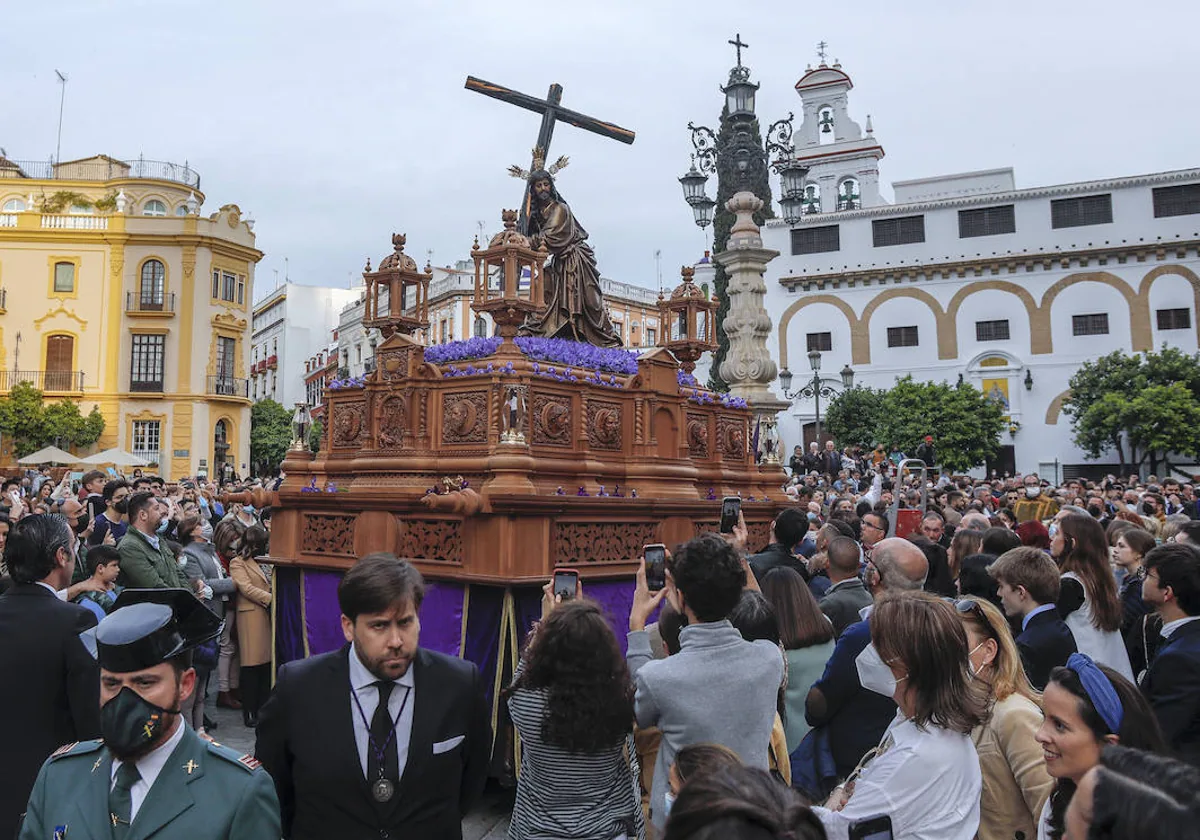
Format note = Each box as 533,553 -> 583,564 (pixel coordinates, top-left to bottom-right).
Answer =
1067,652 -> 1124,734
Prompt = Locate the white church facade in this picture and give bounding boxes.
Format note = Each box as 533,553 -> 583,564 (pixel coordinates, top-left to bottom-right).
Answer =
759,60 -> 1200,479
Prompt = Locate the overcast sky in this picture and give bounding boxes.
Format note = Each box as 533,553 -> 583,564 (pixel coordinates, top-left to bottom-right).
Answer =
4,0 -> 1197,300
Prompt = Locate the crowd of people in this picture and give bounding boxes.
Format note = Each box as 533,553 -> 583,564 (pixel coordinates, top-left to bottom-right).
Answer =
3,453 -> 1200,839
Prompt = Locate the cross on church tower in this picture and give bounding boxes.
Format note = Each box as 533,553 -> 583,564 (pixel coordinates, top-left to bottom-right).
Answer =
728,33 -> 749,67
816,41 -> 829,63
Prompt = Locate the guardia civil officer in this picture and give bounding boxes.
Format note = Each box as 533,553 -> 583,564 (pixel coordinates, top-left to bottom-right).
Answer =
18,588 -> 280,840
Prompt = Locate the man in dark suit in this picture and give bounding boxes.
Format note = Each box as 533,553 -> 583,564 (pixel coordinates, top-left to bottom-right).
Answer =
0,514 -> 100,836
819,441 -> 842,477
256,553 -> 490,840
819,536 -> 873,638
1141,542 -> 1200,766
747,508 -> 810,583
990,546 -> 1077,691
807,538 -> 927,778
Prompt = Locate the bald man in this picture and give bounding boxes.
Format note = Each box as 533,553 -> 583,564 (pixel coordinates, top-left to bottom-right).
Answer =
960,511 -> 991,532
805,538 -> 928,778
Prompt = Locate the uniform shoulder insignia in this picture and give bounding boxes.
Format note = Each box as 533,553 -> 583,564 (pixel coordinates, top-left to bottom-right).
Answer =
48,739 -> 103,761
206,739 -> 262,773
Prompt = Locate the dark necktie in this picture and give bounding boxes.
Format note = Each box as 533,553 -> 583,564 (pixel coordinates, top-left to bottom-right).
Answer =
110,761 -> 141,840
367,680 -> 398,784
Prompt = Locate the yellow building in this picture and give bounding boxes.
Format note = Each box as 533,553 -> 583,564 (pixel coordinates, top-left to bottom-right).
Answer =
0,154 -> 262,480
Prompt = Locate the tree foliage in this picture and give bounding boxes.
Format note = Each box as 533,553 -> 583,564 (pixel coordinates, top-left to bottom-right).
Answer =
708,99 -> 775,393
250,400 -> 293,476
825,376 -> 1005,472
1063,347 -> 1200,473
308,419 -> 323,454
0,382 -> 105,457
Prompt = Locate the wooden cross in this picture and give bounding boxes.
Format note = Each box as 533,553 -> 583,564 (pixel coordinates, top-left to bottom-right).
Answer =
729,34 -> 749,67
464,76 -> 635,231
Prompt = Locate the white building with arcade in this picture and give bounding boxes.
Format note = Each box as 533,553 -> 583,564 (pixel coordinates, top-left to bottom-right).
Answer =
760,58 -> 1200,479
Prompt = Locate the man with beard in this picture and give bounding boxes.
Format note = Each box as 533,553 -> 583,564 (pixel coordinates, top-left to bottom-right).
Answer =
18,588 -> 279,839
0,514 -> 100,836
255,553 -> 490,840
518,170 -> 622,347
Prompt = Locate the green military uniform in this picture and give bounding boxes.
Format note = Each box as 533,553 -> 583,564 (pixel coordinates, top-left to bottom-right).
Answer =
19,729 -> 280,840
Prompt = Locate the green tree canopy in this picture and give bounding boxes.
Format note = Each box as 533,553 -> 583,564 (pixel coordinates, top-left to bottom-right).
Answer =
308,419 -> 323,454
824,376 -> 1005,472
1063,347 -> 1200,473
250,400 -> 293,476
0,383 -> 106,458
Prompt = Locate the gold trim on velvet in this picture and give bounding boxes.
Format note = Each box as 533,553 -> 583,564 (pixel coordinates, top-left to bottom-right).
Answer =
459,583 -> 471,660
300,569 -> 312,660
490,589 -> 513,755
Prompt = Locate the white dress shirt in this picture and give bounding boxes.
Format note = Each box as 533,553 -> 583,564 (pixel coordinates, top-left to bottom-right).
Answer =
1161,615 -> 1200,639
348,643 -> 416,780
110,718 -> 187,822
813,712 -> 982,840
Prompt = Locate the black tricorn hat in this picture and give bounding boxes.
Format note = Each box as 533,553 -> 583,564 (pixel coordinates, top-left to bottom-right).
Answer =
82,589 -> 224,673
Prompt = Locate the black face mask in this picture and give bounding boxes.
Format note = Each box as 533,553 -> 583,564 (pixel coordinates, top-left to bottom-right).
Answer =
101,686 -> 178,759
114,499 -> 129,515
72,516 -> 89,535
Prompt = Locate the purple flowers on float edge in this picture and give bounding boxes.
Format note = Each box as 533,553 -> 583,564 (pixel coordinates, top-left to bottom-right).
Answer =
677,370 -> 699,388
424,336 -> 503,365
515,336 -> 639,376
329,376 -> 366,390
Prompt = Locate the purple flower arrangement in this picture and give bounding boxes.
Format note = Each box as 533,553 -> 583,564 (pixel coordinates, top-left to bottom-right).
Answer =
423,336 -> 503,365
515,336 -> 639,376
677,370 -> 700,388
682,388 -> 749,410
329,376 -> 366,390
442,360 -> 516,379
300,478 -> 348,493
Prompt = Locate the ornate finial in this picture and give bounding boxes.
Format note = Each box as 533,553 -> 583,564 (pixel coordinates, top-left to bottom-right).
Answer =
866,114 -> 874,134
472,235 -> 480,252
816,40 -> 829,64
392,233 -> 407,253
424,260 -> 433,274
364,257 -> 372,272
728,33 -> 749,68
501,209 -> 518,230
681,265 -> 695,281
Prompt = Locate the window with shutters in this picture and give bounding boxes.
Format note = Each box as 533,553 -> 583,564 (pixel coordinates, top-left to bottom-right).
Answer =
975,320 -> 1011,341
44,335 -> 74,390
1051,194 -> 1113,228
872,216 -> 925,247
1156,308 -> 1191,330
1152,184 -> 1200,218
791,225 -> 840,255
1072,313 -> 1110,336
958,205 -> 1016,238
806,332 -> 832,352
130,334 -> 165,392
886,326 -> 919,347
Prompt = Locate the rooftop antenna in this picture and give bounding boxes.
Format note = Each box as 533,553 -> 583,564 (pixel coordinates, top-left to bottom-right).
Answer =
655,249 -> 663,295
54,70 -> 68,164
273,268 -> 280,289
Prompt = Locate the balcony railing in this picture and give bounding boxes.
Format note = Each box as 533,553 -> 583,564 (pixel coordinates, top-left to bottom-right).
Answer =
1,157 -> 201,189
130,450 -> 161,467
41,214 -> 109,230
129,377 -> 164,393
0,214 -> 15,228
0,370 -> 85,392
207,375 -> 249,398
126,292 -> 176,314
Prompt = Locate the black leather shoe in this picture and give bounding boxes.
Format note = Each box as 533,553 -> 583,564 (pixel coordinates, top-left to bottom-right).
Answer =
243,712 -> 258,728
204,715 -> 218,731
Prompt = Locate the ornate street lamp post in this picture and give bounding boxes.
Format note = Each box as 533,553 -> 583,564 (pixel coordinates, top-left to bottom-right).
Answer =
778,350 -> 855,445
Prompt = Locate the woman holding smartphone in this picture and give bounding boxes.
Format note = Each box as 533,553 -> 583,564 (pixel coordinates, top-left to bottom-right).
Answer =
811,591 -> 989,839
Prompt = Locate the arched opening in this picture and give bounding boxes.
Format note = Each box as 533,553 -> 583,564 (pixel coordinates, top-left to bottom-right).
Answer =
214,420 -> 231,481
802,182 -> 821,215
837,178 -> 861,211
818,106 -> 835,145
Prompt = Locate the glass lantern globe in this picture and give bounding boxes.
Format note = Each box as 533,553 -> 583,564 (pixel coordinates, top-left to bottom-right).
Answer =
724,78 -> 758,117
678,160 -> 708,206
691,195 -> 716,229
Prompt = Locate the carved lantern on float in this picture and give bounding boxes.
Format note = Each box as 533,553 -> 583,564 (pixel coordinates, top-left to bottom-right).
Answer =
659,265 -> 718,374
471,209 -> 546,344
362,233 -> 432,339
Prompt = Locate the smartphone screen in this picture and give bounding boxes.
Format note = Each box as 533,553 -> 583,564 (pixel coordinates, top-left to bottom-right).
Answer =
644,544 -> 666,591
719,496 -> 741,534
553,570 -> 578,601
849,815 -> 893,840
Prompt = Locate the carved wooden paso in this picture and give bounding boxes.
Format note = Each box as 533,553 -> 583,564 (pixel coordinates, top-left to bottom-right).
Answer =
362,234 -> 432,339
659,265 -> 718,375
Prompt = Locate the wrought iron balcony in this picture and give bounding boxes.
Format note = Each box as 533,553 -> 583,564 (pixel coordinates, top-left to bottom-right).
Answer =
126,291 -> 176,315
1,156 -> 201,189
206,375 -> 249,398
129,377 -> 164,393
130,450 -> 161,467
0,370 -> 85,392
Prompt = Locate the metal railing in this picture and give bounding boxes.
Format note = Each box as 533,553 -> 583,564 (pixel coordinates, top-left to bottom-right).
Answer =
206,375 -> 249,398
129,378 -> 164,393
1,157 -> 201,189
130,450 -> 161,466
126,291 -> 176,313
0,370 -> 85,392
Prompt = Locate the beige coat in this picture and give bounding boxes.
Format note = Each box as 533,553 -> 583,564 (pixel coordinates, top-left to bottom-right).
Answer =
972,692 -> 1053,840
229,557 -> 272,667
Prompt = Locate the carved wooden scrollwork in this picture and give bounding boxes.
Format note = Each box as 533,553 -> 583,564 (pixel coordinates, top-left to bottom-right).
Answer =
302,514 -> 356,555
377,347 -> 411,383
395,518 -> 463,563
691,519 -> 771,549
377,394 -> 408,449
442,392 -> 487,444
687,412 -> 709,458
532,394 -> 572,446
553,522 -> 659,565
717,416 -> 748,460
332,402 -> 366,448
587,401 -> 622,450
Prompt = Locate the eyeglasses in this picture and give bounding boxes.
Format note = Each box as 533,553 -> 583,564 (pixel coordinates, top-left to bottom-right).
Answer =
863,520 -> 884,532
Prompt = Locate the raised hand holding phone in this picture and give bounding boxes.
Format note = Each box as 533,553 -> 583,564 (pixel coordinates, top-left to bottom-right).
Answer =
629,556 -> 667,632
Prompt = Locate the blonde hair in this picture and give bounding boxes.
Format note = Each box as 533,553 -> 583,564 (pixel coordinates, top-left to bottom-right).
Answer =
956,595 -> 1040,706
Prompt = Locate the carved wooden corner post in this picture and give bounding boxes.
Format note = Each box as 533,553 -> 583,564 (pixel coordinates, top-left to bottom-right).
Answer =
714,191 -> 790,487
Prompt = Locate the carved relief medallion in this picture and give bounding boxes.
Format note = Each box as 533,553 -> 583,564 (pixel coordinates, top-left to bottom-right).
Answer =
587,402 -> 622,450
532,395 -> 572,446
377,395 -> 407,449
717,416 -> 748,460
332,402 -> 366,447
377,347 -> 411,382
687,412 -> 709,458
442,392 -> 487,444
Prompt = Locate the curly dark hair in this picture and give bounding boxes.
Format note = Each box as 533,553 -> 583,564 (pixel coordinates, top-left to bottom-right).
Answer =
667,534 -> 746,622
510,599 -> 634,753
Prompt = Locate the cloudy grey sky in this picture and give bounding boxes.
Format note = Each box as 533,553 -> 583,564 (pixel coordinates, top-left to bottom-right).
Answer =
4,0 -> 1196,299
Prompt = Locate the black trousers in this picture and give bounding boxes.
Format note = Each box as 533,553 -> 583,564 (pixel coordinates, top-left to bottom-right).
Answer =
239,663 -> 271,722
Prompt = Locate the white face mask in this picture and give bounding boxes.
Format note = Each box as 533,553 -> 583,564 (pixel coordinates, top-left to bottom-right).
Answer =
663,791 -> 675,818
1025,486 -> 1041,499
856,643 -> 905,698
966,641 -> 985,678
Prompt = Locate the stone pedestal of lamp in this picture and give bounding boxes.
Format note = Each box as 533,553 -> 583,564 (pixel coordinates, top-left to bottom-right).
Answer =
715,191 -> 791,464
